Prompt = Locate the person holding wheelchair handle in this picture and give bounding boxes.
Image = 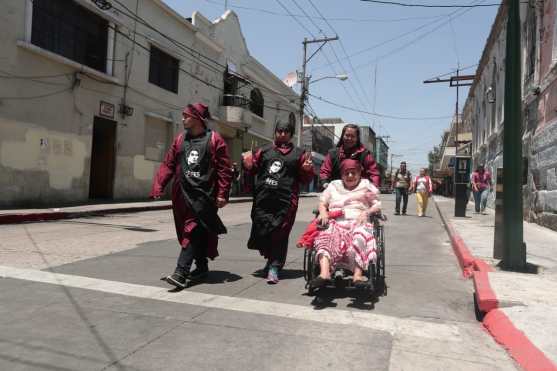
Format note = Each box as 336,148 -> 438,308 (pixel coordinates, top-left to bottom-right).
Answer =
310,159 -> 381,289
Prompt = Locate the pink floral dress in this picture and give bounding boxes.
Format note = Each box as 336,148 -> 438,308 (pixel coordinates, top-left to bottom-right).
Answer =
314,179 -> 381,272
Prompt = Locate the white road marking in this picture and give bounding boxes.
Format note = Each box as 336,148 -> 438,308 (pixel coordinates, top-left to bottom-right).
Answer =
0,265 -> 461,341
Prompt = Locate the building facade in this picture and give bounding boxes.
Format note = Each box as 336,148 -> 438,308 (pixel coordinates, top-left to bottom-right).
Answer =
463,1 -> 557,230
0,0 -> 298,207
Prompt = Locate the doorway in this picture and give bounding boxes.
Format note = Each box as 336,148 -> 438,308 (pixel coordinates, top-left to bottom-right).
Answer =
89,116 -> 116,199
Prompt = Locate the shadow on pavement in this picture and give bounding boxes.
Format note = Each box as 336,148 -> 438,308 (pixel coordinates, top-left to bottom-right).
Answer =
308,282 -> 382,311
250,268 -> 305,280
59,220 -> 158,232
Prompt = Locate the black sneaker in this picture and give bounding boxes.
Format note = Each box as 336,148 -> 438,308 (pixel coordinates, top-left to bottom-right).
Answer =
394,211 -> 400,215
190,266 -> 209,280
165,273 -> 187,289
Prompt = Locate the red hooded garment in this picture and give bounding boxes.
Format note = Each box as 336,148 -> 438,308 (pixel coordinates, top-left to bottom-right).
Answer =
320,144 -> 380,187
150,130 -> 232,259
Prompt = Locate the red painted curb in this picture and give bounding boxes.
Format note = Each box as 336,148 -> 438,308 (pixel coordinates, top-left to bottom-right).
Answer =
472,271 -> 499,313
473,258 -> 494,273
483,309 -> 557,371
433,198 -> 556,369
449,229 -> 475,275
0,212 -> 69,224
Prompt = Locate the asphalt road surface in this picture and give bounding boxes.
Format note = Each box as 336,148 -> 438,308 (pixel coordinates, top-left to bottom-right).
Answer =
0,194 -> 517,370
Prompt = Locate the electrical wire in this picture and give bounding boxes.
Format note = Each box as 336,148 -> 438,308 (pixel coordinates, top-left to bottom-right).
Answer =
305,102 -> 341,141
360,0 -> 502,7
351,0 -> 486,70
106,0 -> 298,101
0,70 -> 72,87
307,0 -> 375,117
424,63 -> 478,80
279,0 -> 374,128
308,93 -> 453,120
311,10 -> 452,72
0,87 -> 73,100
203,0 -> 448,22
289,0 -> 368,111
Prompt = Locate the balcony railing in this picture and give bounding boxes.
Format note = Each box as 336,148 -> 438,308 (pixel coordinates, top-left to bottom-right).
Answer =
221,94 -> 250,108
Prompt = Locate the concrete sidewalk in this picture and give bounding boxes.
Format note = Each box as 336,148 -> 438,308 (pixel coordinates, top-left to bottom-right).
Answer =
0,193 -> 321,224
434,196 -> 557,370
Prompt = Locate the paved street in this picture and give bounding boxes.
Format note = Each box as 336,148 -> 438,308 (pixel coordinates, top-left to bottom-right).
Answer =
0,195 -> 517,370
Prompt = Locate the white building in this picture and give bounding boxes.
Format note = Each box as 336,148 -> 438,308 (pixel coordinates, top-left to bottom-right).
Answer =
0,0 -> 298,207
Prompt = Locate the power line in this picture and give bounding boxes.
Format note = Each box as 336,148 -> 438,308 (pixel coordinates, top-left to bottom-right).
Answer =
311,10 -> 451,72
34,1 -> 298,112
360,0 -> 502,7
0,70 -> 72,87
351,0 -> 486,70
107,0 -> 298,101
305,102 -> 341,141
0,71 -> 74,79
281,0 -> 373,127
308,93 -> 453,120
424,63 -> 478,81
0,87 -> 73,100
203,0 -> 449,22
307,0 -> 374,114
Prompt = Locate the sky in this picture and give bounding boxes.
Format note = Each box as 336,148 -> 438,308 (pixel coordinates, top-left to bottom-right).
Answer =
163,0 -> 498,174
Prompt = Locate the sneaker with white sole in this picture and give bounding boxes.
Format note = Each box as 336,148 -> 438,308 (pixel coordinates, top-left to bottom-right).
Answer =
266,266 -> 279,284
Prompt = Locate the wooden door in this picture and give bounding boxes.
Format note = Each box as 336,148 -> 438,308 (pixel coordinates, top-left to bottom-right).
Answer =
89,116 -> 116,199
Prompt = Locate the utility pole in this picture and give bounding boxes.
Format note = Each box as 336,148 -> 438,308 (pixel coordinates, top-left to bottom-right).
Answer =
424,72 -> 474,216
298,36 -> 339,147
424,72 -> 474,152
455,68 -> 460,153
502,0 -> 526,271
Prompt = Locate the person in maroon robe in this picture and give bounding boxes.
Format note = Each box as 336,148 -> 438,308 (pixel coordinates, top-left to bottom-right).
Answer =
320,124 -> 380,189
242,120 -> 314,284
150,103 -> 232,289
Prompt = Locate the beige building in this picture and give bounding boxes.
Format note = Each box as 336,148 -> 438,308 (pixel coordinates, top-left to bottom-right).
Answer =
0,0 -> 298,207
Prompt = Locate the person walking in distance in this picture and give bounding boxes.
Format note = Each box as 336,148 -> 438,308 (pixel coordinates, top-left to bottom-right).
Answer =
243,120 -> 314,284
320,124 -> 380,189
230,162 -> 241,197
410,168 -> 433,217
471,164 -> 492,214
392,161 -> 411,215
150,103 -> 232,289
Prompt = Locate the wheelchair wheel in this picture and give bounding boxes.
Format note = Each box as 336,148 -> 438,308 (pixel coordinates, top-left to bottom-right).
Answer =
367,260 -> 377,293
305,249 -> 319,295
375,225 -> 386,292
303,248 -> 310,282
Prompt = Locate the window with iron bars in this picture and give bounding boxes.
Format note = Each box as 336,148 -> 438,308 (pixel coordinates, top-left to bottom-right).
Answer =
149,46 -> 179,94
31,0 -> 108,73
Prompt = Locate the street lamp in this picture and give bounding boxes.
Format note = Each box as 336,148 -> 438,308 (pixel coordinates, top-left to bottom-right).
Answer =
309,74 -> 349,85
298,36 -> 339,146
303,74 -> 348,150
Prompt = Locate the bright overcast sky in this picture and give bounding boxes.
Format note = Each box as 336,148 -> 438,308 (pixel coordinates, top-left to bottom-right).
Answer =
164,0 -> 498,174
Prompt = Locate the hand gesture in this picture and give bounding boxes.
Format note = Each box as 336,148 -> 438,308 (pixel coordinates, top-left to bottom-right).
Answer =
216,197 -> 227,208
357,211 -> 368,225
242,151 -> 253,170
302,152 -> 313,172
317,212 -> 329,228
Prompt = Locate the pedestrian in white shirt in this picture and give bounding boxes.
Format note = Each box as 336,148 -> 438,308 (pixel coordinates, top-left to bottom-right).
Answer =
410,168 -> 433,217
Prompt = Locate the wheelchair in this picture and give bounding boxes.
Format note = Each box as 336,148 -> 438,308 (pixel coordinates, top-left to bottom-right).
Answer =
303,212 -> 386,296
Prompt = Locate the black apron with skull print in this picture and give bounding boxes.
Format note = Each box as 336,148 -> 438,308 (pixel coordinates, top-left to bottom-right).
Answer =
248,143 -> 303,249
180,129 -> 226,235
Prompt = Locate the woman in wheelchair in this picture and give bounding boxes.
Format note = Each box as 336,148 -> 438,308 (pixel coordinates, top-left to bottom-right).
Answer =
309,159 -> 381,289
